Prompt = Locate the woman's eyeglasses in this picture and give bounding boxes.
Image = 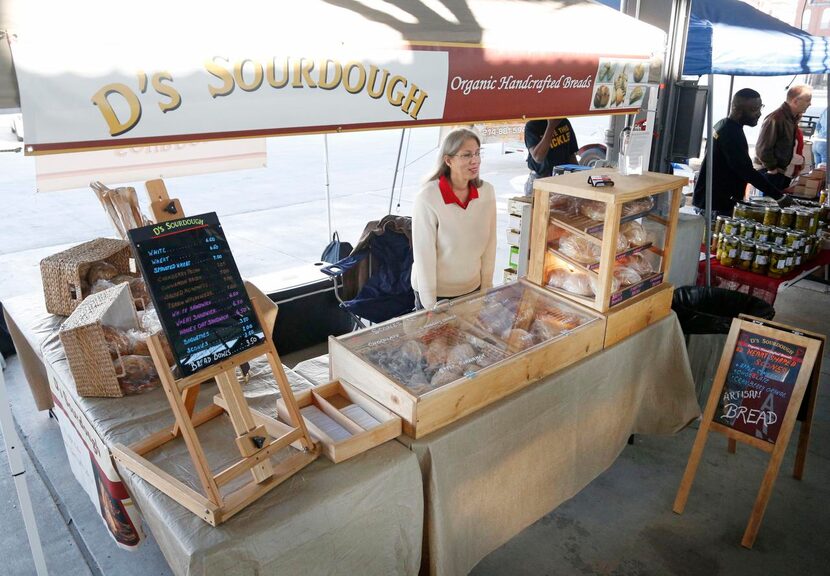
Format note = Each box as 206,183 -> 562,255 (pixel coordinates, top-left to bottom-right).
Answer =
453,150 -> 482,161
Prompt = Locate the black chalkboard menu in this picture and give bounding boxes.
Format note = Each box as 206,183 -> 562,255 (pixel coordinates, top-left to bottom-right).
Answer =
715,329 -> 806,444
128,212 -> 265,377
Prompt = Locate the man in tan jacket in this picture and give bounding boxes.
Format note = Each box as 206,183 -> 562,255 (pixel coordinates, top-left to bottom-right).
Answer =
754,85 -> 812,190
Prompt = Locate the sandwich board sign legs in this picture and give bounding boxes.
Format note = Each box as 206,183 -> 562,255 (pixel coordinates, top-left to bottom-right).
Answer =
673,315 -> 824,549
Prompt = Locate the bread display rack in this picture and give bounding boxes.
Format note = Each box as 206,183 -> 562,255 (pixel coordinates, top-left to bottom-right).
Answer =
527,168 -> 687,346
329,280 -> 605,438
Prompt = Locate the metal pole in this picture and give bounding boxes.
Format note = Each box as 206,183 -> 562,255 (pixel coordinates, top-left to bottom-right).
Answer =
394,129 -> 413,212
727,75 -> 734,116
705,73 -> 714,287
324,134 -> 332,238
388,129 -> 406,215
0,369 -> 49,576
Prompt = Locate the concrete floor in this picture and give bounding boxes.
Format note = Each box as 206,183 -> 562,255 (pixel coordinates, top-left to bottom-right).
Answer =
1,124 -> 829,574
473,279 -> 830,576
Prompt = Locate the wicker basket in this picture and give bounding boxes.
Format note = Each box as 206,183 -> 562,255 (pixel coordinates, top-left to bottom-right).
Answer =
40,238 -> 133,316
59,283 -> 139,397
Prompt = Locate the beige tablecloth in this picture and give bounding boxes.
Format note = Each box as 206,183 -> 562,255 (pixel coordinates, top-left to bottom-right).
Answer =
3,294 -> 62,410
398,312 -> 699,576
3,294 -> 424,576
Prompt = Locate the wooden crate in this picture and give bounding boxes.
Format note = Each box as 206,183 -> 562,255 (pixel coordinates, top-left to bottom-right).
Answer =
40,238 -> 133,316
276,379 -> 401,463
329,279 -> 606,438
58,283 -> 140,397
528,168 -> 686,315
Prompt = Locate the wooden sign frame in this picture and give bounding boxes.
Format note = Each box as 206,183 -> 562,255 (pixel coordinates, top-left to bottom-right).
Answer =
673,315 -> 824,548
112,284 -> 319,526
144,178 -> 184,223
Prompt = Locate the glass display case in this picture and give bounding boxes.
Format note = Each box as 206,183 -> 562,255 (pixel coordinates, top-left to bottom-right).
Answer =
528,168 -> 686,314
328,280 -> 605,438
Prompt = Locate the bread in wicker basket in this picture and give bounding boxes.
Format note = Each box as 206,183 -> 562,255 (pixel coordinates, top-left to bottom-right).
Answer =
40,238 -> 133,316
59,283 -> 141,397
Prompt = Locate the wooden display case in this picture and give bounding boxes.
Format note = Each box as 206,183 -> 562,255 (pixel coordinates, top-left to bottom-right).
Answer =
527,169 -> 686,343
329,280 -> 606,438
276,379 -> 402,463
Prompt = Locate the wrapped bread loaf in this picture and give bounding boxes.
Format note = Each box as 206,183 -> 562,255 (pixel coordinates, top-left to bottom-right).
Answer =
613,265 -> 642,287
546,268 -> 594,296
622,252 -> 654,276
578,200 -> 606,221
115,355 -> 160,395
558,234 -> 601,264
588,273 -> 621,296
505,328 -> 535,351
622,196 -> 654,217
621,221 -> 648,247
87,261 -> 119,284
549,193 -> 577,217
102,325 -> 131,359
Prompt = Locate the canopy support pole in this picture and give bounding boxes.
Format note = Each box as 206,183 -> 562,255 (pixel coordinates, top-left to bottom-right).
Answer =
0,368 -> 48,576
389,129 -> 406,215
727,75 -> 734,116
324,134 -> 332,238
705,73 -> 714,287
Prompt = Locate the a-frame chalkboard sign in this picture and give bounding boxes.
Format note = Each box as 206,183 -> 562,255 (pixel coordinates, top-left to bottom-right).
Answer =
673,314 -> 824,548
112,213 -> 319,525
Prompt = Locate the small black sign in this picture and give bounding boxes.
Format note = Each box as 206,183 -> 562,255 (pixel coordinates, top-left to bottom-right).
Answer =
714,329 -> 806,444
128,212 -> 265,377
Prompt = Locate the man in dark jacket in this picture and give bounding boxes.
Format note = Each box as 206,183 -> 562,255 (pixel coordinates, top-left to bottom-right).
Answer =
754,85 -> 812,189
693,88 -> 786,218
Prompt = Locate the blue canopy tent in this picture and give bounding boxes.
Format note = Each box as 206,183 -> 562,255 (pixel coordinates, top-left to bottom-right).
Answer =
685,0 -> 830,76
681,0 -> 830,284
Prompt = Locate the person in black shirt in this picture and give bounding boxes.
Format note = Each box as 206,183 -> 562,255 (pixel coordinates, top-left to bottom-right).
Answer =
524,118 -> 579,195
693,88 -> 789,218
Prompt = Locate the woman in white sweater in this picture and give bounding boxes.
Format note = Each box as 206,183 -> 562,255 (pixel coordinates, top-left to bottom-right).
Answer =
411,128 -> 497,310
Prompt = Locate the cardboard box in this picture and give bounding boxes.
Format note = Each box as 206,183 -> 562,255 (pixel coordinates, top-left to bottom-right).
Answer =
508,196 -> 533,217
508,245 -> 520,268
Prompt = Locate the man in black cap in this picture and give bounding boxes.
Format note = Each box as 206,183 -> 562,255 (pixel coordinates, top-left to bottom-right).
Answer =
693,88 -> 789,218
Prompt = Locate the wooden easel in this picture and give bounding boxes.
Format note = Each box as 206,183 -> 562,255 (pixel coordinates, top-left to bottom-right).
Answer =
673,315 -> 823,548
112,284 -> 319,526
145,179 -> 184,223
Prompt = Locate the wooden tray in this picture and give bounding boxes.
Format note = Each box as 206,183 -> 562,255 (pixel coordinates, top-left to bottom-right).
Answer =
277,380 -> 401,463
